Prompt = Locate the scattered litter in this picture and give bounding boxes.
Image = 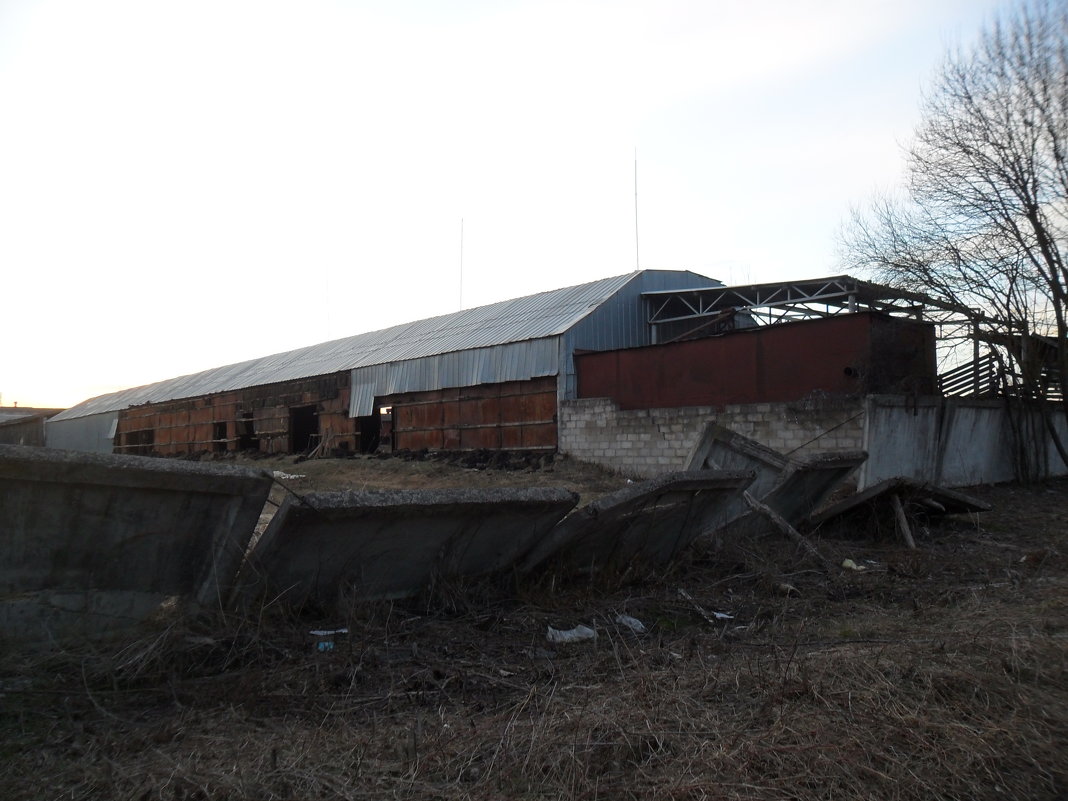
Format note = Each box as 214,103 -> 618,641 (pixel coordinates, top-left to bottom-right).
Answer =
273,471 -> 307,480
310,627 -> 348,653
841,558 -> 867,571
678,588 -> 734,624
547,624 -> 597,644
614,614 -> 647,634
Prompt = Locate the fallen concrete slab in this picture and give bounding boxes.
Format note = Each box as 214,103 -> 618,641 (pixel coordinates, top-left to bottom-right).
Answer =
808,476 -> 992,530
684,422 -> 867,533
245,487 -> 578,607
0,444 -> 273,641
519,470 -> 754,574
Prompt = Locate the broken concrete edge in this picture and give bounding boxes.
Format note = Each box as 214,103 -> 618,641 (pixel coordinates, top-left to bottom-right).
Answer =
283,486 -> 581,514
807,475 -> 993,528
684,422 -> 789,472
517,470 -> 756,574
785,449 -> 868,474
0,442 -> 274,495
567,470 -> 754,522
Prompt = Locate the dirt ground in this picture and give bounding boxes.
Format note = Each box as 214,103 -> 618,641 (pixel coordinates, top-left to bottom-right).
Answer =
2,453 -> 1067,800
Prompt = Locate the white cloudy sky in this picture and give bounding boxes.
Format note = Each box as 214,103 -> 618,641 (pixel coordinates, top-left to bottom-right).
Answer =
1,0 -> 1008,408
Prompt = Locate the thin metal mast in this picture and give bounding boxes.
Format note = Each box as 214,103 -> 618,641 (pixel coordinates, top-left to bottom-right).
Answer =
634,149 -> 639,270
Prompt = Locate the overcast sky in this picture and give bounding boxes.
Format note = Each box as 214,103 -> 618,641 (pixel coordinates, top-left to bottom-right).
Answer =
1,0 -> 1009,408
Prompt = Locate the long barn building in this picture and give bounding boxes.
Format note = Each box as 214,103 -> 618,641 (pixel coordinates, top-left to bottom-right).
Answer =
47,271 -> 726,455
47,270 -> 939,461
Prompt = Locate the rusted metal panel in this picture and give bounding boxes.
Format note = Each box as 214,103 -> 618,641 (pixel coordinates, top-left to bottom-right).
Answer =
521,423 -> 557,448
459,427 -> 500,450
500,425 -> 524,449
112,374 -> 353,456
390,377 -> 559,451
577,313 -> 936,410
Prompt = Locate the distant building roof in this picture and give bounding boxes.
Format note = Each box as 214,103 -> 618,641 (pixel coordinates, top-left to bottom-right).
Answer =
0,407 -> 63,424
52,271 -> 675,422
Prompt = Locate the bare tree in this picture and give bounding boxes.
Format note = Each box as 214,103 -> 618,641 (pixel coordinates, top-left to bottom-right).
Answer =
844,0 -> 1068,478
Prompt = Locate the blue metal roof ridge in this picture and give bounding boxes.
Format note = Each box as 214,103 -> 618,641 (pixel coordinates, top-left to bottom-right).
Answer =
51,271 -> 652,422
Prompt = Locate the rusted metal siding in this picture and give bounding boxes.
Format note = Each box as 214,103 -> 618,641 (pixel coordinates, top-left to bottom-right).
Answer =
113,374 -> 355,456
576,313 -> 936,410
386,377 -> 558,451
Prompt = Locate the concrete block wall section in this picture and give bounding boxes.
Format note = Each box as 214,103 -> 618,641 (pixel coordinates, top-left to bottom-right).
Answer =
559,397 -> 865,478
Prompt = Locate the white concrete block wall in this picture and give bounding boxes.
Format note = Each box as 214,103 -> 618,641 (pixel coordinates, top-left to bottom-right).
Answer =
559,397 -> 865,478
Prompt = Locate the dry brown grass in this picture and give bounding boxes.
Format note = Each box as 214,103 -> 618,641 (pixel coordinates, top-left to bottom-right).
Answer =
3,476 -> 1067,800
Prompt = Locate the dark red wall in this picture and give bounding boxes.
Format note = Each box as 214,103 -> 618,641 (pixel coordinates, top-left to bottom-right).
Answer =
384,376 -> 558,451
576,313 -> 935,410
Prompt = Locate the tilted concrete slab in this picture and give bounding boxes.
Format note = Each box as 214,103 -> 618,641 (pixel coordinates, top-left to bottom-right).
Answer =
684,423 -> 794,498
684,423 -> 867,532
245,487 -> 578,607
519,470 -> 755,574
808,476 -> 991,530
0,444 -> 272,641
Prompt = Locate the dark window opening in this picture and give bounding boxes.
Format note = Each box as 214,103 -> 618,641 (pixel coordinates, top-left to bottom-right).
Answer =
289,405 -> 319,454
238,412 -> 259,451
212,421 -> 228,453
125,429 -> 154,456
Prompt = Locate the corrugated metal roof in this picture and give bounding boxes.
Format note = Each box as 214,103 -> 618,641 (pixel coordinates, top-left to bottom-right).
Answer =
349,338 -> 560,416
0,410 -> 34,423
53,272 -> 642,421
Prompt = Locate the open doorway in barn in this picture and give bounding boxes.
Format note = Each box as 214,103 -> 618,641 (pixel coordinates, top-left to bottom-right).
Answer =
356,407 -> 382,454
289,405 -> 318,453
238,411 -> 259,451
212,421 -> 227,453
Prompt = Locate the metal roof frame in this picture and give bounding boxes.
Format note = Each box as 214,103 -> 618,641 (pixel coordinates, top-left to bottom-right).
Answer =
641,275 -> 982,338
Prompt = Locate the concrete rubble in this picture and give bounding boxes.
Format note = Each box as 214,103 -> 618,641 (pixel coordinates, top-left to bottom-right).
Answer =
518,470 -> 755,574
244,487 -> 579,608
0,444 -> 272,641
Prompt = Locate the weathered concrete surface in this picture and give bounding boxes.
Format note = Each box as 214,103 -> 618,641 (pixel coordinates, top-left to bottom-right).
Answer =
685,422 -> 867,531
857,395 -> 1068,488
808,476 -> 991,531
685,423 -> 794,497
245,487 -> 578,607
0,444 -> 272,640
519,470 -> 754,574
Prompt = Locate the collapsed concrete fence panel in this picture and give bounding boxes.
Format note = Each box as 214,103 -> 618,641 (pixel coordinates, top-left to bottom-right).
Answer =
684,422 -> 867,531
244,487 -> 579,608
0,444 -> 272,641
519,470 -> 755,574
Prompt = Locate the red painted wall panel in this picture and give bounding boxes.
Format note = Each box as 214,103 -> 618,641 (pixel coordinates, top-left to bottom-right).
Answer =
577,313 -> 935,410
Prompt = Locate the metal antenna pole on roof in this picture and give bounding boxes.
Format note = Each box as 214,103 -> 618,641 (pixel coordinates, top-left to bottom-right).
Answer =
634,148 -> 640,271
459,217 -> 464,310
